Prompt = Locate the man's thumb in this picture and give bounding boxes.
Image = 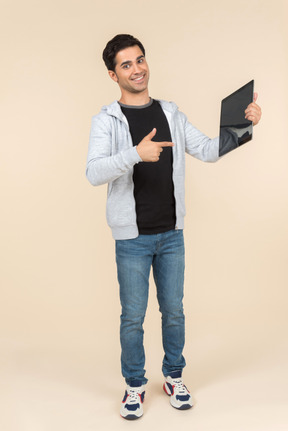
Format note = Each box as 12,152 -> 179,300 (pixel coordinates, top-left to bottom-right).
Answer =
146,128 -> 157,140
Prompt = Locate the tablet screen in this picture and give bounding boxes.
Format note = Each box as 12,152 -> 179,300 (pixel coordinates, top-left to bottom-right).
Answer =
219,80 -> 254,157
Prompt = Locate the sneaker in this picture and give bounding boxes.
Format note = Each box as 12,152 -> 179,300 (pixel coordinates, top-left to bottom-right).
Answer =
120,385 -> 145,420
163,374 -> 193,410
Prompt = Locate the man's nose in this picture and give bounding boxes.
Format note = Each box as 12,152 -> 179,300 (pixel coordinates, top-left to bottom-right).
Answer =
132,62 -> 142,74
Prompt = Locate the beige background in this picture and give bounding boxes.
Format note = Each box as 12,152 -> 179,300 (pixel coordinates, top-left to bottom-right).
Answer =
1,0 -> 288,429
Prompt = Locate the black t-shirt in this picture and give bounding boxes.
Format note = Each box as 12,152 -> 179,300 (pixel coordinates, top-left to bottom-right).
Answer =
120,99 -> 176,234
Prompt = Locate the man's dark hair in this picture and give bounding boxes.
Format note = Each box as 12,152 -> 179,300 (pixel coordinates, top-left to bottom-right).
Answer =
102,34 -> 145,72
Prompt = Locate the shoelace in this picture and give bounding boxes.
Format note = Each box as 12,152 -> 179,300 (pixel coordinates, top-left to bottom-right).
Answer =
127,388 -> 141,403
172,379 -> 188,394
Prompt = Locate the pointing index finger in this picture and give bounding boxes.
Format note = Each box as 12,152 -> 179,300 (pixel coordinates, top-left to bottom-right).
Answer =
156,141 -> 174,147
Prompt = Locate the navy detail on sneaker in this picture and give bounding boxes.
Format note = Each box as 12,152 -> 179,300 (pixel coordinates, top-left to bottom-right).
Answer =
168,370 -> 182,379
166,382 -> 174,395
176,394 -> 190,401
140,392 -> 145,403
177,404 -> 191,410
124,414 -> 140,420
122,391 -> 128,403
125,403 -> 140,411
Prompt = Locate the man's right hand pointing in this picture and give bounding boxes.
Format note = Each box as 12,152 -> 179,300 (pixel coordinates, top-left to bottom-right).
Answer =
136,128 -> 174,162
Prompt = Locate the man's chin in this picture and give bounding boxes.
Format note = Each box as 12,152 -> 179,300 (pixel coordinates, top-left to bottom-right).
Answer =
130,86 -> 148,94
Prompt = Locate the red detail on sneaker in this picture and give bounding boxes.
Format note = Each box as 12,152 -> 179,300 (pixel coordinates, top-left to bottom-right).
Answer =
122,392 -> 128,403
163,383 -> 169,395
163,383 -> 175,396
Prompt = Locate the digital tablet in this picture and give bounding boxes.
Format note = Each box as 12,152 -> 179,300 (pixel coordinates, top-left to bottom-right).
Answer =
219,80 -> 254,157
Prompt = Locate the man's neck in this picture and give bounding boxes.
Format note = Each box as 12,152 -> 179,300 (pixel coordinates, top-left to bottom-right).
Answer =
119,90 -> 150,106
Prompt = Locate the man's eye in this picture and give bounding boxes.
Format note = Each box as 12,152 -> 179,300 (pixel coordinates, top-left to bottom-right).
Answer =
138,58 -> 144,63
123,64 -> 130,69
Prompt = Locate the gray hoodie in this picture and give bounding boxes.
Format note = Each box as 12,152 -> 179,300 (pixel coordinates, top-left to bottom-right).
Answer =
86,99 -> 231,240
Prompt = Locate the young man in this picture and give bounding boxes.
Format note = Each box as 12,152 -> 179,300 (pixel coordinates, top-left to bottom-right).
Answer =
86,34 -> 262,420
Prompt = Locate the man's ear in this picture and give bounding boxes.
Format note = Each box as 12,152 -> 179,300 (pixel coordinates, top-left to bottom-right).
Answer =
108,70 -> 118,83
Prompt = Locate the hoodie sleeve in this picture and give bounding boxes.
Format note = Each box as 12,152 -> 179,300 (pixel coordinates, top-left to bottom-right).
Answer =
86,115 -> 142,186
181,112 -> 220,162
181,112 -> 239,162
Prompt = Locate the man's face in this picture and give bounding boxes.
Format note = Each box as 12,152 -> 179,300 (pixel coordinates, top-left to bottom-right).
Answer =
108,45 -> 149,95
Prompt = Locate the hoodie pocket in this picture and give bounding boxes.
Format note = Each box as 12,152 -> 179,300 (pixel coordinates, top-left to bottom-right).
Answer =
106,183 -> 136,228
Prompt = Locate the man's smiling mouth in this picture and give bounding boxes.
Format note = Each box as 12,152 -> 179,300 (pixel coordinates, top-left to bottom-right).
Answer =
131,74 -> 145,81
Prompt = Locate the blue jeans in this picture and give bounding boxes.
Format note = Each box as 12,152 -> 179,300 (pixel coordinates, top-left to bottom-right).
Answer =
115,229 -> 186,386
